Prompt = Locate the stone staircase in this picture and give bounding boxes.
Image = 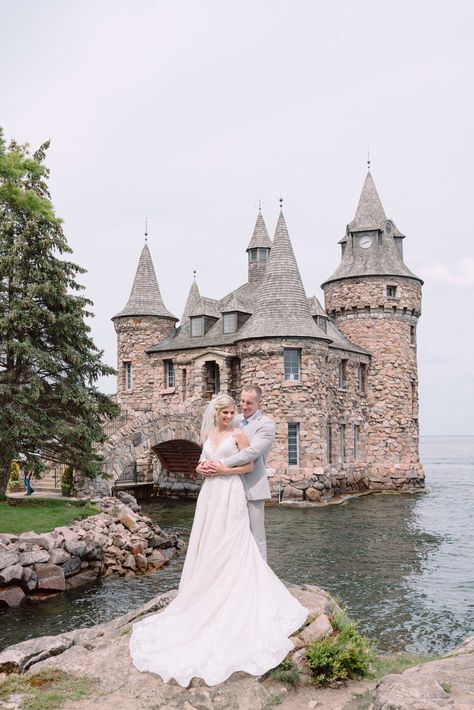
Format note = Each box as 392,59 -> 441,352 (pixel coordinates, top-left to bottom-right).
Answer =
31,467 -> 63,496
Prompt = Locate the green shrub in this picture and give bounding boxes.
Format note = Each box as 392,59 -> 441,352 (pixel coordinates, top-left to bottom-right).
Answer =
8,461 -> 23,492
269,657 -> 300,686
61,466 -> 74,497
305,610 -> 374,685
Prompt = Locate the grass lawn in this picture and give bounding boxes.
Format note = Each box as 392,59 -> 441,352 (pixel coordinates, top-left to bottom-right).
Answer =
0,498 -> 99,535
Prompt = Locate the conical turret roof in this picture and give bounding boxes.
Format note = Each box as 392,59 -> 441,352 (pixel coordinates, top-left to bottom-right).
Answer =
113,243 -> 177,320
181,279 -> 201,322
246,211 -> 272,250
236,212 -> 330,341
322,172 -> 423,286
349,171 -> 386,232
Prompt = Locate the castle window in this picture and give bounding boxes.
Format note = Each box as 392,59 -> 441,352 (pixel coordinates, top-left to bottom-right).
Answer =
123,361 -> 132,390
339,423 -> 346,463
357,363 -> 367,393
339,360 -> 347,389
190,316 -> 204,337
164,360 -> 175,388
387,285 -> 397,298
223,312 -> 237,334
182,368 -> 187,399
288,423 -> 299,465
284,348 -> 300,381
204,361 -> 220,399
353,425 -> 360,461
316,315 -> 327,333
327,423 -> 333,464
410,325 -> 416,345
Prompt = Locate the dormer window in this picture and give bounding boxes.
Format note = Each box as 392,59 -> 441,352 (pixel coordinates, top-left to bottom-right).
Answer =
223,312 -> 237,334
190,316 -> 204,337
316,315 -> 327,333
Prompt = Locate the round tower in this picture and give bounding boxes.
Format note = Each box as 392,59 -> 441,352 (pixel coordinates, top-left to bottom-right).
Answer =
322,171 -> 424,490
112,241 -> 177,413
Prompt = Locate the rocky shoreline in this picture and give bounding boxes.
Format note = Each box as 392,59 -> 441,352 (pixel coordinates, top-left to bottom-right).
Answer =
0,584 -> 473,709
0,493 -> 184,608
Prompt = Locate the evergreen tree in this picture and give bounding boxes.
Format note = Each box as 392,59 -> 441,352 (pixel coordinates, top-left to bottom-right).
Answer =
0,129 -> 118,498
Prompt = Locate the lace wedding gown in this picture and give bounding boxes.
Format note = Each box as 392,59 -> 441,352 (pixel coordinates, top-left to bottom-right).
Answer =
129,432 -> 308,687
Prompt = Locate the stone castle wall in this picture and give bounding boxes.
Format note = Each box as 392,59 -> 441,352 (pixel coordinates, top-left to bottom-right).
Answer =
324,276 -> 424,490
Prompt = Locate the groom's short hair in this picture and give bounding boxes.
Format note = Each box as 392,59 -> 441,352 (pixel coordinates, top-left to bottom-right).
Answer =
241,384 -> 262,401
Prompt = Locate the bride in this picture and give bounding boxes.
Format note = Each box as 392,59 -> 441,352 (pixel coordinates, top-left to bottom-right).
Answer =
129,394 -> 308,687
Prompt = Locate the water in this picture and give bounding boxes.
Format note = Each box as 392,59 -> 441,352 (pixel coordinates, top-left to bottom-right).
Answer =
1,436 -> 473,655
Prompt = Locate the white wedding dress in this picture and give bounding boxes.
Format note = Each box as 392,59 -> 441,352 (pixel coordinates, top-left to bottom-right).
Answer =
129,432 -> 308,687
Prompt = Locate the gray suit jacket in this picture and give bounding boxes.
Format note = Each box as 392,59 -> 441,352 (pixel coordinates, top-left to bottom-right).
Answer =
220,411 -> 276,501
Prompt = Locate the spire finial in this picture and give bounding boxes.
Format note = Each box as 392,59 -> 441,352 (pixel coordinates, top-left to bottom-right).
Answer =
259,200 -> 262,213
144,217 -> 148,242
367,147 -> 371,171
279,196 -> 283,210
193,269 -> 197,280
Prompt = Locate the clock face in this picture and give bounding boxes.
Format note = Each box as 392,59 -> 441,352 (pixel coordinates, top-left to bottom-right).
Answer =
359,234 -> 373,249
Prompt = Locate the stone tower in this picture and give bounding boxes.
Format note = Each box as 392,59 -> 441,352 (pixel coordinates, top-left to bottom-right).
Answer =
322,172 -> 424,489
112,242 -> 177,413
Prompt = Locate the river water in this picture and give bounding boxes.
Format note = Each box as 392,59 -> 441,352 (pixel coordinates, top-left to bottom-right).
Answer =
1,436 -> 473,655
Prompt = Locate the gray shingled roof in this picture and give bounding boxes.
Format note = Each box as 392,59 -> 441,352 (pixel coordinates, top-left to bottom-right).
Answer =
235,212 -> 330,341
349,171 -> 386,232
221,293 -> 251,314
322,173 -> 423,286
308,296 -> 327,318
181,280 -> 201,322
190,296 -> 221,319
113,243 -> 177,320
246,211 -> 272,250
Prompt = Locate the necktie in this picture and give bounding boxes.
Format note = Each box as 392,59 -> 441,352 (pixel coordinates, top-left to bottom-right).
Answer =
240,418 -> 249,427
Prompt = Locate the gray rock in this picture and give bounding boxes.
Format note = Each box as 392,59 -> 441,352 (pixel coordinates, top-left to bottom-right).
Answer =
299,613 -> 333,644
34,563 -> 66,591
0,634 -> 75,673
0,585 -> 26,608
49,548 -> 71,565
372,647 -> 474,708
0,551 -> 19,570
18,549 -> 50,566
64,539 -> 87,558
65,568 -> 99,589
18,533 -> 53,551
20,567 -> 38,591
0,563 -> 23,585
62,556 -> 82,577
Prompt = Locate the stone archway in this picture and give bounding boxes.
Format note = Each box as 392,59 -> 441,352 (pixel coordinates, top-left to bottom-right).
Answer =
153,439 -> 202,497
98,411 -> 203,496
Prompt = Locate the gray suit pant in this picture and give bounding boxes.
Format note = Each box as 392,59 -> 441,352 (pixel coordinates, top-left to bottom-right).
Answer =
247,500 -> 267,562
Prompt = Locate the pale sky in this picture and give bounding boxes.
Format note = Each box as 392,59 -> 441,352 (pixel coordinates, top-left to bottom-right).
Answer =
1,0 -> 473,435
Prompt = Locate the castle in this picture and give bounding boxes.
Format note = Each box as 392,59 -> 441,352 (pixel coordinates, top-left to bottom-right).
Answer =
98,171 -> 424,502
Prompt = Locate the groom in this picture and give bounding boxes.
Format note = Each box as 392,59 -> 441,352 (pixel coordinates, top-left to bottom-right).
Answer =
206,384 -> 276,561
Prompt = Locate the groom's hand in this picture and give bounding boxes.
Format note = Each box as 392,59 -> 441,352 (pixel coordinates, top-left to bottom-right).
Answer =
208,460 -> 226,474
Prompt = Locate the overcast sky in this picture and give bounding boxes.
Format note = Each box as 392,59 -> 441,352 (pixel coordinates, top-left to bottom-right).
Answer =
2,1 -> 473,435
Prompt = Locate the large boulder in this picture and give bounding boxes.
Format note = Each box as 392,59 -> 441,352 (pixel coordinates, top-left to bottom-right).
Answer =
0,550 -> 19,570
18,549 -> 50,566
0,585 -> 26,608
34,563 -> 66,591
0,563 -> 23,585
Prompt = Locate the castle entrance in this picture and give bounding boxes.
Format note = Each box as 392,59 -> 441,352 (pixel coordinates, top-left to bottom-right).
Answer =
153,439 -> 202,498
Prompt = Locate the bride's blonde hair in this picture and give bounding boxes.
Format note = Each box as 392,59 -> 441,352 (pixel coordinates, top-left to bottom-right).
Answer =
212,394 -> 236,425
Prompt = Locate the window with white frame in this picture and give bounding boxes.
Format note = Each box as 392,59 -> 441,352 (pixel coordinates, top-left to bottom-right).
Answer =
223,312 -> 237,334
288,422 -> 299,465
339,360 -> 347,389
284,348 -> 300,381
190,316 -> 204,337
164,360 -> 175,388
124,361 -> 132,390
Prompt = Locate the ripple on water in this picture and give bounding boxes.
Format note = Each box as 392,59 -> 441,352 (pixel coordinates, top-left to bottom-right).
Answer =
1,436 -> 473,655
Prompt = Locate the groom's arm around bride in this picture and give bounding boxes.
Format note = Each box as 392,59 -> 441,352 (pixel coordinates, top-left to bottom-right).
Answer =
206,385 -> 276,561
